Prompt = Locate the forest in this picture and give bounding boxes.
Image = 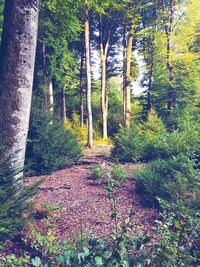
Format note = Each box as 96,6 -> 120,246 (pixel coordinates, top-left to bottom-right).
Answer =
0,0 -> 200,266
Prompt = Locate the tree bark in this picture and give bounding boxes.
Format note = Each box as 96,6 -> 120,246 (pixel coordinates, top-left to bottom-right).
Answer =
124,14 -> 135,128
48,80 -> 54,115
0,0 -> 39,171
161,0 -> 175,113
122,24 -> 127,122
85,9 -> 93,148
79,47 -> 84,127
99,14 -> 110,140
147,38 -> 155,112
61,87 -> 66,124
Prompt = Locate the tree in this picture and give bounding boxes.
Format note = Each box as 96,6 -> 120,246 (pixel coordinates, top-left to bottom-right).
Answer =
0,0 -> 39,172
160,0 -> 175,113
124,0 -> 136,128
124,13 -> 135,128
85,7 -> 93,148
92,0 -> 125,139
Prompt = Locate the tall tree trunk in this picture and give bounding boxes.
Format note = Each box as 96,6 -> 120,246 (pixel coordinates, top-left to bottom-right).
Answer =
124,15 -> 135,128
100,56 -> 108,140
161,0 -> 175,113
0,0 -> 39,171
48,80 -> 54,115
147,38 -> 155,112
61,87 -> 66,124
79,47 -> 84,127
42,43 -> 47,85
85,9 -> 93,148
99,14 -> 110,140
123,25 -> 127,122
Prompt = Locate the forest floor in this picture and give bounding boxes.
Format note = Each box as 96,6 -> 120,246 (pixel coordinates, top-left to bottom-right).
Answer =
25,145 -> 158,243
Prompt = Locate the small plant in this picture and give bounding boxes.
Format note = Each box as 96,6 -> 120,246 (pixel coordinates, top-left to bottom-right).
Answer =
0,254 -> 30,267
90,165 -> 104,181
111,165 -> 128,180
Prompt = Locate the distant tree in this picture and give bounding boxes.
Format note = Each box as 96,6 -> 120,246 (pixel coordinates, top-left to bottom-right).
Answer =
85,7 -> 93,148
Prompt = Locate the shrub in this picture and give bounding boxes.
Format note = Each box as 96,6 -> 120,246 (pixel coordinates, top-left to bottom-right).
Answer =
25,101 -> 82,175
65,112 -> 88,143
0,140 -> 39,242
26,122 -> 82,175
111,165 -> 128,180
111,126 -> 146,163
90,166 -> 104,181
135,154 -> 199,207
112,109 -> 200,164
152,202 -> 200,267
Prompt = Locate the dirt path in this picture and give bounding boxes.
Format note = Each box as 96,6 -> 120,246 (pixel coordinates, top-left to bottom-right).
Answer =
27,145 -> 157,242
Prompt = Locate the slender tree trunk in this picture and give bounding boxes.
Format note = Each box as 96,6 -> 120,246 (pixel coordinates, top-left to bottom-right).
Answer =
166,36 -> 174,112
124,16 -> 135,128
0,0 -> 39,171
85,9 -> 93,148
99,14 -> 110,140
147,39 -> 155,112
48,80 -> 54,115
42,43 -> 47,85
100,55 -> 108,140
61,87 -> 66,124
161,0 -> 175,113
79,48 -> 84,127
123,25 -> 127,122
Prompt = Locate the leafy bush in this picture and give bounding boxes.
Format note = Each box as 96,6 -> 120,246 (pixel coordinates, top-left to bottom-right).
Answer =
135,154 -> 199,207
152,202 -> 200,267
25,100 -> 82,175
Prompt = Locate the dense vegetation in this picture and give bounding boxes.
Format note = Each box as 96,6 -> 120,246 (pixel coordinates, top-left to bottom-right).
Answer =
0,0 -> 199,266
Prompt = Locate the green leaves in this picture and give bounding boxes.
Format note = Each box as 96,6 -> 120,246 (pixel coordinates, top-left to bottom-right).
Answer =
31,257 -> 42,267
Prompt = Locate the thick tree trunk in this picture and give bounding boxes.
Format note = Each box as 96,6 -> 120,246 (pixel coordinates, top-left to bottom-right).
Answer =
79,48 -> 84,127
0,0 -> 39,171
61,87 -> 66,124
85,9 -> 93,148
124,19 -> 134,128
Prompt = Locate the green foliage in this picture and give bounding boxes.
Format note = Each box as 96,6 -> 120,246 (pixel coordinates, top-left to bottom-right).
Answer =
0,140 -> 39,242
25,99 -> 82,175
0,0 -> 4,37
112,109 -> 200,163
152,202 -> 200,267
1,254 -> 30,267
111,126 -> 146,163
65,112 -> 88,143
111,165 -> 128,181
136,154 -> 200,207
90,166 -> 104,181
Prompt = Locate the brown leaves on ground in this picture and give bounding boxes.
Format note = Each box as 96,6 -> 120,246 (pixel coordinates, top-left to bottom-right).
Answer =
25,145 -> 158,243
